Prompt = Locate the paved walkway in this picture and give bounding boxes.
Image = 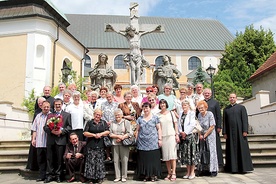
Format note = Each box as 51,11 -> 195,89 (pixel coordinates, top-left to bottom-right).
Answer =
0,167 -> 275,184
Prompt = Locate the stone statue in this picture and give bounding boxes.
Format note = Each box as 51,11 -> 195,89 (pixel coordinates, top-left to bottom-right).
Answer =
105,2 -> 164,86
89,53 -> 117,92
153,55 -> 182,94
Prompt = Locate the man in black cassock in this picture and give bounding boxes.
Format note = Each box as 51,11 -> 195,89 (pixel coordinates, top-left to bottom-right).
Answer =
223,93 -> 253,173
203,88 -> 224,169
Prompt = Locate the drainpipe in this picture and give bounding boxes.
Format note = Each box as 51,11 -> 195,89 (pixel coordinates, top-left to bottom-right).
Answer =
51,25 -> 60,88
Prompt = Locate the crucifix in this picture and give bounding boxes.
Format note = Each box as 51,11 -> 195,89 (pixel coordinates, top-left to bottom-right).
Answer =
105,2 -> 164,86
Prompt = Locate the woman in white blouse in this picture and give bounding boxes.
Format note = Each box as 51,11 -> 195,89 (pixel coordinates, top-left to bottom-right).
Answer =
178,100 -> 199,180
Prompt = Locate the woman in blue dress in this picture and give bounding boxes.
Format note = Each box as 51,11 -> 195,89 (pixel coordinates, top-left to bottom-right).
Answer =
136,102 -> 162,182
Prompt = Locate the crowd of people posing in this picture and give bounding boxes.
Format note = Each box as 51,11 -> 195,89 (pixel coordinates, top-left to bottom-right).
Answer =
27,82 -> 253,184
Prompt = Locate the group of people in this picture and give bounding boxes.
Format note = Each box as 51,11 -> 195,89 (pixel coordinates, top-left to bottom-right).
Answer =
27,81 -> 253,183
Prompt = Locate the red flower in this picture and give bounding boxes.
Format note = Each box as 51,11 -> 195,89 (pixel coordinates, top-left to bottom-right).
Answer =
47,114 -> 63,131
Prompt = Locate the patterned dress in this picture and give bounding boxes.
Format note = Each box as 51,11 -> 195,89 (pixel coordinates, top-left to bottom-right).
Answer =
136,115 -> 162,178
198,111 -> 218,172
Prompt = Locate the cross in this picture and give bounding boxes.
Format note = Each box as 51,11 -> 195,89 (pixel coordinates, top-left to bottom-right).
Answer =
105,2 -> 164,86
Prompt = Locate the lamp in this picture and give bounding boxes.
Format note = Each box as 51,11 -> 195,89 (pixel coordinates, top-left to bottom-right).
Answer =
206,64 -> 216,98
61,64 -> 71,83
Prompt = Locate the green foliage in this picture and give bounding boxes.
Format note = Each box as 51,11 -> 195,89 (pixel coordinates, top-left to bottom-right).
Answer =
216,24 -> 276,108
21,89 -> 37,117
193,67 -> 208,86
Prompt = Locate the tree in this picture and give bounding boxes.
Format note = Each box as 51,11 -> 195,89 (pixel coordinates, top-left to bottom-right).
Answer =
193,67 -> 208,86
215,25 -> 276,108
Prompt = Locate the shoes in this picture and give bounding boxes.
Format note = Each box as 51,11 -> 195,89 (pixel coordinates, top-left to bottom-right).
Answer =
113,178 -> 121,182
164,174 -> 171,181
151,176 -> 157,182
56,176 -> 61,183
80,176 -> 87,183
183,175 -> 189,179
105,157 -> 112,162
143,177 -> 148,182
188,174 -> 195,180
44,177 -> 52,183
211,172 -> 217,177
170,174 -> 176,181
67,177 -> 75,182
36,178 -> 45,182
121,178 -> 127,182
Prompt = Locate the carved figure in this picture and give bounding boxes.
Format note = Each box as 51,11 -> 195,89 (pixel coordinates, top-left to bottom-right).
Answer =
89,53 -> 117,92
105,3 -> 163,85
153,55 -> 182,94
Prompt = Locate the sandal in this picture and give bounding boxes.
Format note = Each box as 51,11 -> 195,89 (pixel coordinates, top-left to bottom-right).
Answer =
151,176 -> 157,182
170,174 -> 176,181
164,174 -> 171,181
143,177 -> 148,182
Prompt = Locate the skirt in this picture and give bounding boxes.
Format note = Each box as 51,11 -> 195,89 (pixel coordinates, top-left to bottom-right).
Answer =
179,134 -> 200,166
136,149 -> 162,178
84,148 -> 106,180
161,135 -> 177,161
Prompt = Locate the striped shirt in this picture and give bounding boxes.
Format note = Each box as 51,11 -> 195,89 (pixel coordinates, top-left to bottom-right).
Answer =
31,112 -> 48,148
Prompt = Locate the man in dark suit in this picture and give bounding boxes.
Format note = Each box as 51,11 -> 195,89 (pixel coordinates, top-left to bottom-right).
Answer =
35,86 -> 55,112
44,98 -> 72,183
64,133 -> 86,183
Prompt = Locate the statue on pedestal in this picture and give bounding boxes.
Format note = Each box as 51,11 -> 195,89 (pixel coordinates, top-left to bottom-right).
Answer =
153,55 -> 182,94
105,2 -> 163,85
89,53 -> 117,92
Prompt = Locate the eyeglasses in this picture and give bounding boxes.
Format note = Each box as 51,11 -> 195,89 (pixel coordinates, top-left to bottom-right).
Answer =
180,92 -> 186,94
148,99 -> 155,102
146,90 -> 153,92
165,88 -> 172,90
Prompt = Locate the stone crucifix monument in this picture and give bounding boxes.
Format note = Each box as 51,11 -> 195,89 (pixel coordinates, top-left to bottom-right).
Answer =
105,2 -> 164,86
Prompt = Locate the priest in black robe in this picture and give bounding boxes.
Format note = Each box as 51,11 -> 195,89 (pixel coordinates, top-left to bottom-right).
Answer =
203,88 -> 224,169
223,93 -> 253,173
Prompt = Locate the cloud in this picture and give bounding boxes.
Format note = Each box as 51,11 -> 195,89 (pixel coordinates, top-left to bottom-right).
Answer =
51,0 -> 160,16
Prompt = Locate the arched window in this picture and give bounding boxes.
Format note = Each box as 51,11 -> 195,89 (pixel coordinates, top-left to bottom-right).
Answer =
188,56 -> 201,70
84,54 -> 91,68
155,56 -> 163,69
114,54 -> 126,69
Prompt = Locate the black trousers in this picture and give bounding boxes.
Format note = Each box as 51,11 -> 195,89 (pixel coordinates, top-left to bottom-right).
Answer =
46,144 -> 66,177
37,148 -> 47,179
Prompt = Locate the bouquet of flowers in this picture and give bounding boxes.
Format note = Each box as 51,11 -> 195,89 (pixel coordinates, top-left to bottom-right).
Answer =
47,114 -> 63,131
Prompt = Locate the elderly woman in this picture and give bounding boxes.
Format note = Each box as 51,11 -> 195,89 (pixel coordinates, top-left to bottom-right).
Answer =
83,91 -> 101,127
83,109 -> 110,184
109,109 -> 133,183
147,93 -> 160,115
178,100 -> 199,179
175,88 -> 195,116
67,91 -> 84,141
101,92 -> 119,161
113,84 -> 125,103
158,83 -> 176,111
136,102 -> 162,182
141,86 -> 159,105
197,100 -> 218,177
97,87 -> 108,105
118,91 -> 141,123
158,99 -> 179,181
130,85 -> 142,105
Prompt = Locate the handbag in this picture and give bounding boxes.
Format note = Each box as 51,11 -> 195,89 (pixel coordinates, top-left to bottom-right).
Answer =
192,117 -> 203,134
122,136 -> 136,146
200,140 -> 210,165
122,120 -> 136,146
103,136 -> 112,147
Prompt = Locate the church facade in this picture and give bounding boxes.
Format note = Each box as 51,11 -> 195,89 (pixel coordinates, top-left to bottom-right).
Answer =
0,0 -> 234,108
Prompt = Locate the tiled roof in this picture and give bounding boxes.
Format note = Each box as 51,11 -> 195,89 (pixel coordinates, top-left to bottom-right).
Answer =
66,14 -> 234,51
249,51 -> 276,81
0,0 -> 70,28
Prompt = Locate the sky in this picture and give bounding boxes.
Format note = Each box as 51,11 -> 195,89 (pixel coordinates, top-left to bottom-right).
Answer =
51,0 -> 276,39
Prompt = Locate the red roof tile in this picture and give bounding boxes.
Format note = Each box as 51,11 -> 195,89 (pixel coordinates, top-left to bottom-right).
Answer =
249,51 -> 276,81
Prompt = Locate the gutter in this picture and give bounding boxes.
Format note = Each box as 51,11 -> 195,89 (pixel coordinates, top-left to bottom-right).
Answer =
51,25 -> 59,88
